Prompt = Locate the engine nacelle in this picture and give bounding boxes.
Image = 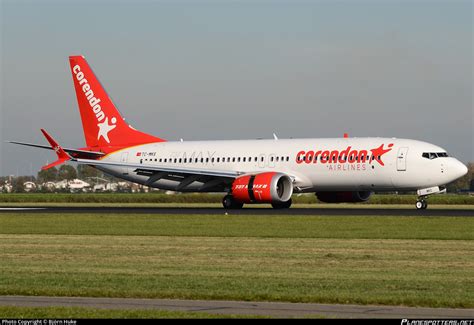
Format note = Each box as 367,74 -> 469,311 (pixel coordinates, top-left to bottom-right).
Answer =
232,172 -> 293,203
316,191 -> 372,203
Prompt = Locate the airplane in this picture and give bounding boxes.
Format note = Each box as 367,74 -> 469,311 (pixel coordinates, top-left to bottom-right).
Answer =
8,55 -> 468,210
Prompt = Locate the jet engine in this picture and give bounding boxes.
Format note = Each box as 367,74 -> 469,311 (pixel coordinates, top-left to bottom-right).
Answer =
316,191 -> 372,203
231,172 -> 293,203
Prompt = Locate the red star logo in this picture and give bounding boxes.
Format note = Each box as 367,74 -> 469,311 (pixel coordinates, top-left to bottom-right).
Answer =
369,143 -> 394,166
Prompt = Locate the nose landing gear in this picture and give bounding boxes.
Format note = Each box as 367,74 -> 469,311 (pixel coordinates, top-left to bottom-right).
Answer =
415,198 -> 428,210
415,186 -> 446,210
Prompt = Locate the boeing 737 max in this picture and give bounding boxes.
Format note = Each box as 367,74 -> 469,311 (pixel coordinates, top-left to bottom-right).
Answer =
9,56 -> 468,209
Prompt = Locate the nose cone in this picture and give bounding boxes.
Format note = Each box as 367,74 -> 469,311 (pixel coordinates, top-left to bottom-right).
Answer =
452,160 -> 468,180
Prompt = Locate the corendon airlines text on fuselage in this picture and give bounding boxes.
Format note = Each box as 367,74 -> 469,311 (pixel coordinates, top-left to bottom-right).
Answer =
295,144 -> 394,166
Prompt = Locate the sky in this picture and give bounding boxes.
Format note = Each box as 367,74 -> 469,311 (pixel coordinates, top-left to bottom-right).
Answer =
0,0 -> 472,176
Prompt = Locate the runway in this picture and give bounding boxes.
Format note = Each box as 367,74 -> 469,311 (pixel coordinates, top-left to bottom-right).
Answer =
1,296 -> 472,318
0,206 -> 472,216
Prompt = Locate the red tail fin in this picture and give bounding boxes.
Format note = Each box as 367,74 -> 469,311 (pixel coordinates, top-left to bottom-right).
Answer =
69,56 -> 165,149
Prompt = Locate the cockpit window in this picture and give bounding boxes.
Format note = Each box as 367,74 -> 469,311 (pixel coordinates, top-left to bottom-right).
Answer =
422,152 -> 449,160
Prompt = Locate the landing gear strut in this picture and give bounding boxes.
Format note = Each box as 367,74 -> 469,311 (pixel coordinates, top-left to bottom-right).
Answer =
415,198 -> 428,210
222,195 -> 244,209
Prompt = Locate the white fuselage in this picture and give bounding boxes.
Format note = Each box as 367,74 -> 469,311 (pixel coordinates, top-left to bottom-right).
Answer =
95,137 -> 467,193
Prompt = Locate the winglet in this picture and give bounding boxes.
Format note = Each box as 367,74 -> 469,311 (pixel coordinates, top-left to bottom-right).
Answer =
40,129 -> 72,170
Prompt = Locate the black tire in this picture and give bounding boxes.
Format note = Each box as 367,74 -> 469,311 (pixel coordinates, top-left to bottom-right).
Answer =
222,195 -> 243,209
415,200 -> 424,210
416,200 -> 428,210
271,198 -> 292,209
421,201 -> 428,209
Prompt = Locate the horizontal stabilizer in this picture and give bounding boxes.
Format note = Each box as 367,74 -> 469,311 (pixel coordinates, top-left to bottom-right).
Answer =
7,141 -> 105,159
39,129 -> 71,170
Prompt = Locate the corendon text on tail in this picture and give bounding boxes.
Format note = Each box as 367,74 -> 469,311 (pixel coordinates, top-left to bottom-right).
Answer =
72,65 -> 106,123
8,55 -> 468,210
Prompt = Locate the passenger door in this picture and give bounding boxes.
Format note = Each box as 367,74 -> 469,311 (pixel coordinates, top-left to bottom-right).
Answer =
120,152 -> 129,175
396,147 -> 408,171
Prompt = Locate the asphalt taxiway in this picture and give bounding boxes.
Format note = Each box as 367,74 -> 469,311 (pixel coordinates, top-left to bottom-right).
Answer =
1,296 -> 472,318
0,206 -> 472,216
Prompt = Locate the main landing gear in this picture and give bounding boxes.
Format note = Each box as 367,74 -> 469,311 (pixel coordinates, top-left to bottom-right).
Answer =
222,195 -> 244,209
271,199 -> 292,209
221,195 -> 293,209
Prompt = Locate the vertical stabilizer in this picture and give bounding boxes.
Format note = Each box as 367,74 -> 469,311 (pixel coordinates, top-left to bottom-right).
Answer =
69,55 -> 165,149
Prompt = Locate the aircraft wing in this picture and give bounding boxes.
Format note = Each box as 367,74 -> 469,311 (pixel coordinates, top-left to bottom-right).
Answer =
74,158 -> 242,191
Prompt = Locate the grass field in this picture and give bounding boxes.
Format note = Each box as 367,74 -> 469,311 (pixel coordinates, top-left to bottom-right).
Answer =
0,306 -> 255,319
1,193 -> 473,205
0,213 -> 473,310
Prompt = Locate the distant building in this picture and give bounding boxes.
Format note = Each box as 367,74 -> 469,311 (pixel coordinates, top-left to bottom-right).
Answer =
42,182 -> 56,191
93,183 -> 116,192
55,179 -> 91,192
23,181 -> 37,192
1,182 -> 13,193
